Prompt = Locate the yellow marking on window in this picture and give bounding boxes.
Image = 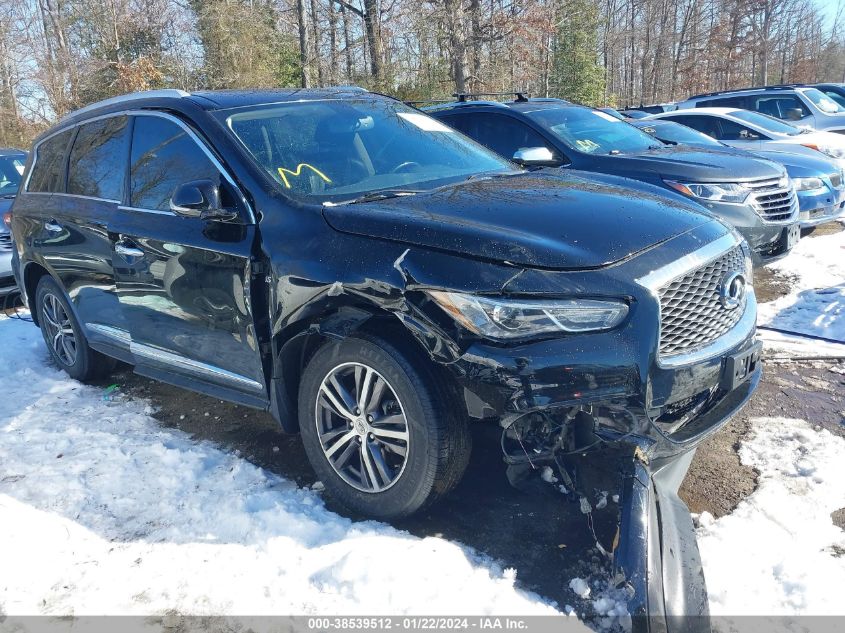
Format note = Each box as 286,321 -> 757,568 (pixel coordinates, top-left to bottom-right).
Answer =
277,164 -> 332,189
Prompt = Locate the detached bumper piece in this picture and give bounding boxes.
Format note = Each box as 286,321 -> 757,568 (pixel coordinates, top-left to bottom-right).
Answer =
615,453 -> 709,633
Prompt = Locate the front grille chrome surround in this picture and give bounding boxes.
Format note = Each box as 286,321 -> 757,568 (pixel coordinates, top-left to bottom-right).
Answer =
746,177 -> 797,223
636,232 -> 757,368
0,233 -> 12,252
657,245 -> 747,358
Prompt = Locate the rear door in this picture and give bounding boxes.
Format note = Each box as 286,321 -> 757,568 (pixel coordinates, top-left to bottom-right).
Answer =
110,112 -> 268,405
61,115 -> 132,356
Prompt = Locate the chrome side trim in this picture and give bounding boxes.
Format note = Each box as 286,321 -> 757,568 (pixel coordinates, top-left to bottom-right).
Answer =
129,341 -> 264,392
636,232 -> 740,291
118,205 -> 176,216
86,323 -> 132,348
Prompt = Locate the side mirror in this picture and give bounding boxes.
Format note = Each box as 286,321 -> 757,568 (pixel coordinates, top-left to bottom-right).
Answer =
739,129 -> 759,140
785,108 -> 804,121
512,147 -> 563,167
170,180 -> 237,221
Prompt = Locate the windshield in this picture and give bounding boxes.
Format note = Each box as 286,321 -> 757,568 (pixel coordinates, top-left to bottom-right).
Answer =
802,88 -> 842,114
639,121 -> 723,147
525,107 -> 660,154
224,99 -> 513,202
729,110 -> 803,136
0,155 -> 25,195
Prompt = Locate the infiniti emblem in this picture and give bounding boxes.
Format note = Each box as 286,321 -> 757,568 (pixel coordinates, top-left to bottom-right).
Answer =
719,272 -> 746,310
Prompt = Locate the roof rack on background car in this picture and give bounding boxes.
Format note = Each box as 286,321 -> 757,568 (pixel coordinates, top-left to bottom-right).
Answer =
688,84 -> 811,100
453,91 -> 530,102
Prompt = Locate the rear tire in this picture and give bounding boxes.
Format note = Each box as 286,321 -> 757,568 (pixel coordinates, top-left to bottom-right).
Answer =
298,335 -> 471,519
35,276 -> 116,382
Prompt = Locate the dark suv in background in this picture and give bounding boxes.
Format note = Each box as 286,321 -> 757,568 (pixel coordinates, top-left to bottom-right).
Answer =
425,96 -> 800,264
11,88 -> 761,628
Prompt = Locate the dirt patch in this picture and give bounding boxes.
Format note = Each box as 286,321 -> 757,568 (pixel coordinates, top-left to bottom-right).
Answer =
832,508 -> 845,531
753,265 -> 796,304
808,221 -> 844,237
680,359 -> 845,518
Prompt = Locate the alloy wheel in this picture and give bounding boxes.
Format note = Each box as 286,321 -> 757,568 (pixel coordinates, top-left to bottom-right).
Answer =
41,293 -> 77,366
315,362 -> 410,493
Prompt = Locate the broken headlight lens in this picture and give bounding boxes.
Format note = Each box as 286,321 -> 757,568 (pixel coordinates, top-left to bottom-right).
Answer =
427,291 -> 629,339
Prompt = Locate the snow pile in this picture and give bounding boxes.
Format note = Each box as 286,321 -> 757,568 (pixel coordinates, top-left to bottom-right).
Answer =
757,228 -> 845,355
697,416 -> 845,615
0,316 -> 560,617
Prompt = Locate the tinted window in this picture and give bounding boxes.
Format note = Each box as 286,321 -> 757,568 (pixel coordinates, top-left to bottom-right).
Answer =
696,96 -> 746,108
67,116 -> 129,200
130,116 -> 221,211
456,113 -> 556,159
28,130 -> 73,193
0,154 -> 26,195
638,121 -> 722,147
715,119 -> 761,141
225,100 -> 512,202
730,109 -> 802,135
754,95 -> 809,120
665,115 -> 721,138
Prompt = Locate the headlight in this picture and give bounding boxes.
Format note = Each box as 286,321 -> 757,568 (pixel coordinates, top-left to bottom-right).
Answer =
427,291 -> 629,339
792,176 -> 827,192
664,180 -> 750,204
802,143 -> 845,159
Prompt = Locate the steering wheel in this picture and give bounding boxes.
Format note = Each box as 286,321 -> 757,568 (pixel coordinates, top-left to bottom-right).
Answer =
391,161 -> 422,174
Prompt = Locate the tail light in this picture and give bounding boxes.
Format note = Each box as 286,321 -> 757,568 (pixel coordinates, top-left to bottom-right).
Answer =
2,211 -> 11,230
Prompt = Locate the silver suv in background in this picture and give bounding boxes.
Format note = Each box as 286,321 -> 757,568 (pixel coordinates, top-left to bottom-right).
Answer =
677,85 -> 845,133
0,148 -> 27,303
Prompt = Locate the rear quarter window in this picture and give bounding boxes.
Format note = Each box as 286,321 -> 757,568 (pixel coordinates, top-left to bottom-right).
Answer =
27,129 -> 74,193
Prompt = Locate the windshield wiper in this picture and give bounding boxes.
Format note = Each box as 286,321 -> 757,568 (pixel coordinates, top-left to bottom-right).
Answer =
325,190 -> 421,206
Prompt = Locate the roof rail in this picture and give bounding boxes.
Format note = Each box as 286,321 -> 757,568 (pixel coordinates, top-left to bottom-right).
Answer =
688,84 -> 810,100
453,91 -> 530,103
61,89 -> 191,121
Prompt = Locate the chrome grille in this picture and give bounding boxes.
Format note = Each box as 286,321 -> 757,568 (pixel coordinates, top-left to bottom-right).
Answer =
658,245 -> 748,358
747,177 -> 796,222
0,233 -> 11,252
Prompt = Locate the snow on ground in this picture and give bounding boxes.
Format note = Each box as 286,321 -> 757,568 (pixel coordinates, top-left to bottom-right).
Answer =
696,417 -> 845,616
0,316 -> 566,619
757,226 -> 845,356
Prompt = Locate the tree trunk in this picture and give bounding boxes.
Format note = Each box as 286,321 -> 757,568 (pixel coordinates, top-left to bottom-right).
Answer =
297,0 -> 311,88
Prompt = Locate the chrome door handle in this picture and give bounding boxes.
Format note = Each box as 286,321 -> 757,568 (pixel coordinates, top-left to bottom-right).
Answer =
44,220 -> 62,233
115,241 -> 145,258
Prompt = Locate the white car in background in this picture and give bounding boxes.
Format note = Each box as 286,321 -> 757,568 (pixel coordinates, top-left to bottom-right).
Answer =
675,85 -> 845,133
647,108 -> 845,168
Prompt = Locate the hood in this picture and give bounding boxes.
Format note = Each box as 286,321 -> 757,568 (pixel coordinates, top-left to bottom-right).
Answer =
751,149 -> 840,176
608,146 -> 785,182
322,171 -> 715,270
793,130 -> 845,149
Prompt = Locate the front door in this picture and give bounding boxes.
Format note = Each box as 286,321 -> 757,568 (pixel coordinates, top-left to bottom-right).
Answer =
110,113 -> 268,405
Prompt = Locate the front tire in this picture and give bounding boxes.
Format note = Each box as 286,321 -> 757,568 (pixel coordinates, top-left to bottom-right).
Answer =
35,276 -> 116,382
298,335 -> 470,519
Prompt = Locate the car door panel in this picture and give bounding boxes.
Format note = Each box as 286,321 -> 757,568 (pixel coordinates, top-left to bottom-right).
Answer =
111,113 -> 268,401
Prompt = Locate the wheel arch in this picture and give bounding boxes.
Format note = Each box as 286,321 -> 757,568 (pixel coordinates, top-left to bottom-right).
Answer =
269,299 -> 452,434
22,260 -> 56,326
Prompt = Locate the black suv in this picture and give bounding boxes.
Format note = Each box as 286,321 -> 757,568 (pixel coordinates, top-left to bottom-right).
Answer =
425,97 -> 800,264
12,88 -> 760,623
